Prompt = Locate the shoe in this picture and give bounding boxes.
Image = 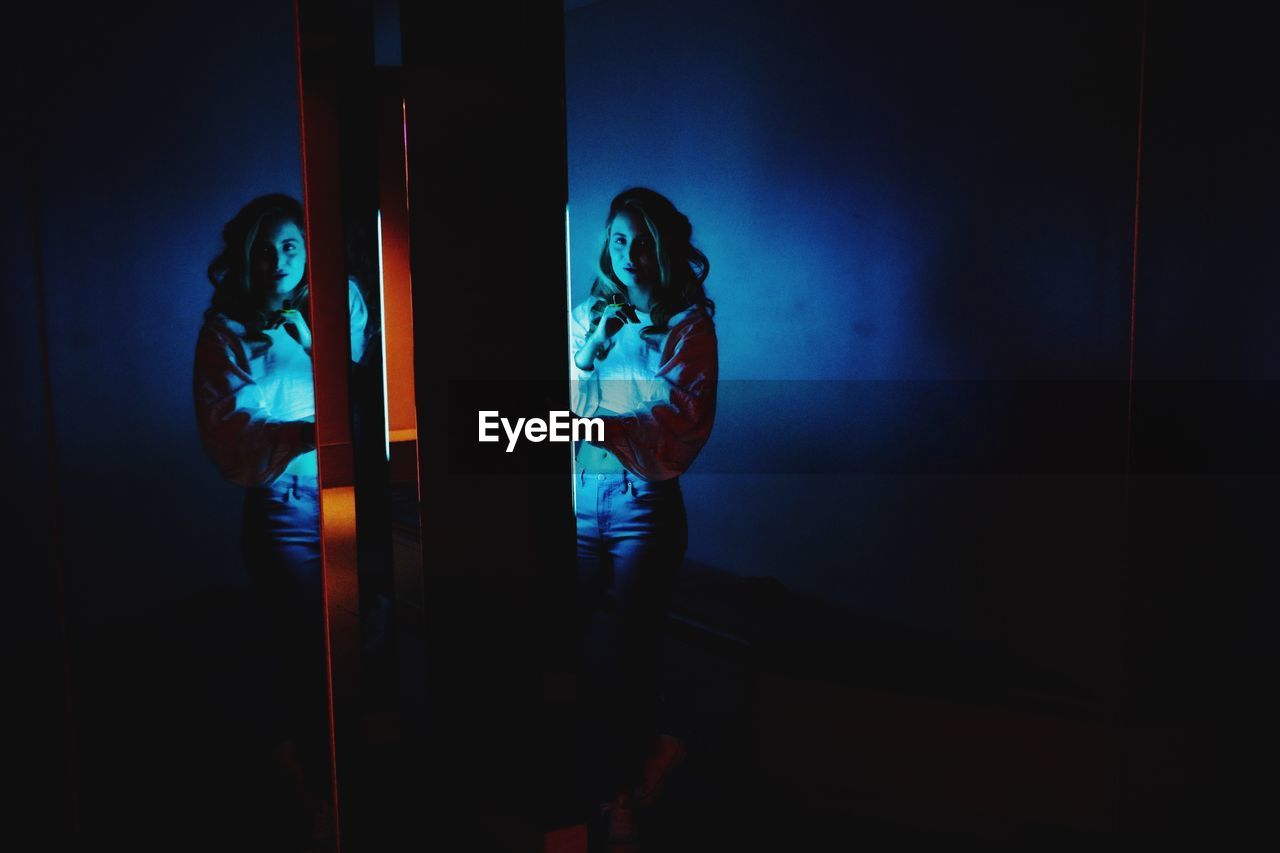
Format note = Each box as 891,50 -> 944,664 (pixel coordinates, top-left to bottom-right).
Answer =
634,734 -> 686,808
603,790 -> 640,852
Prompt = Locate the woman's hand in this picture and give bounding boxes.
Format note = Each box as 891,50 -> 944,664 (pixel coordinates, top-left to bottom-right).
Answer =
575,300 -> 637,371
589,301 -> 638,356
278,308 -> 312,356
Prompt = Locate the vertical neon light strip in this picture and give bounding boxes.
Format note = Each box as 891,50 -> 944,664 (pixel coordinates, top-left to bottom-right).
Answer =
377,210 -> 390,461
290,2 -> 341,838
566,203 -> 576,516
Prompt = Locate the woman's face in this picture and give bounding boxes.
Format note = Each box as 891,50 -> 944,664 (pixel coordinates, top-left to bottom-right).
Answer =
250,217 -> 307,298
608,210 -> 657,292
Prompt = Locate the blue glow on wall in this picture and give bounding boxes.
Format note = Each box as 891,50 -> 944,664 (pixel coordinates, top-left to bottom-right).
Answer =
565,0 -> 1138,694
29,0 -> 304,623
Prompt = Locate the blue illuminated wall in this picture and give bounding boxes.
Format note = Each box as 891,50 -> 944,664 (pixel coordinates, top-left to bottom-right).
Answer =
22,1 -> 303,623
7,1 -> 303,837
566,0 -> 1141,697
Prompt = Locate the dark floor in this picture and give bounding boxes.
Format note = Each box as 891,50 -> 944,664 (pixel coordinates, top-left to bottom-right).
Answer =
53,558 -> 1278,851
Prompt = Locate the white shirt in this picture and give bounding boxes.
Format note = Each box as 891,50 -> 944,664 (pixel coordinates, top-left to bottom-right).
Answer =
569,297 -> 718,481
194,279 -> 369,486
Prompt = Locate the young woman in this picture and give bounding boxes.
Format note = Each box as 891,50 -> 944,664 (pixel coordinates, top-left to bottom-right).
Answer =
569,187 -> 718,845
193,193 -> 368,845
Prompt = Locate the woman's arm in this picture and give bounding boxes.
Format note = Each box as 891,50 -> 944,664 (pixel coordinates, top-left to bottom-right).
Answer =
589,311 -> 718,481
569,300 -> 604,418
193,323 -> 318,486
574,338 -> 606,372
348,278 -> 370,364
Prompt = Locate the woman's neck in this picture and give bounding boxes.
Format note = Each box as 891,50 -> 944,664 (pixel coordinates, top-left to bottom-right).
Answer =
263,286 -> 296,312
626,286 -> 654,313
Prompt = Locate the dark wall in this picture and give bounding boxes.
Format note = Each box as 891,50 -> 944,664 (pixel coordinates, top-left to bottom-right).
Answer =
566,0 -> 1142,699
1128,1 -> 1280,830
12,0 -> 305,842
26,0 -> 304,625
4,64 -> 72,841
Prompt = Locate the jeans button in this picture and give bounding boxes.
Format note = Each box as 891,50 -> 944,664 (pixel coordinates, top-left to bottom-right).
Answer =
598,474 -> 605,480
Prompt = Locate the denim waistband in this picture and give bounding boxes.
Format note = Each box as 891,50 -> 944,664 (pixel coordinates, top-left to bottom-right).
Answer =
576,466 -> 680,494
254,473 -> 321,499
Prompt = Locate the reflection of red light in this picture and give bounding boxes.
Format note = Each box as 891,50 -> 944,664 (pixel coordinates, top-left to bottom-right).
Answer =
381,93 -> 417,441
321,487 -> 360,594
402,97 -> 410,211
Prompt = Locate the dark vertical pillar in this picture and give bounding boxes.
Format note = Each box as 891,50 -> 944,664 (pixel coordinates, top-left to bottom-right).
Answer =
402,1 -> 577,844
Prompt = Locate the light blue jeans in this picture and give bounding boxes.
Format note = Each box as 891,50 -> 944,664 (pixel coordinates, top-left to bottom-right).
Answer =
575,467 -> 688,795
241,473 -> 329,783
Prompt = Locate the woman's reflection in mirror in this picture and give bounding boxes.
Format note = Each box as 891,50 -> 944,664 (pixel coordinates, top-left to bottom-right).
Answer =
193,194 -> 368,848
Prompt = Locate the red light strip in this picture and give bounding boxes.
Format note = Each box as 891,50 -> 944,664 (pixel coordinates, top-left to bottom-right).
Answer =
290,1 -> 342,847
